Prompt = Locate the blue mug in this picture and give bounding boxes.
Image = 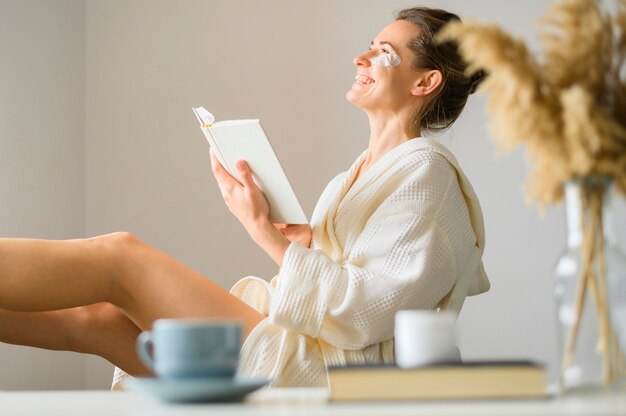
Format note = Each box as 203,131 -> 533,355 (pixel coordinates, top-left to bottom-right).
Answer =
136,319 -> 242,379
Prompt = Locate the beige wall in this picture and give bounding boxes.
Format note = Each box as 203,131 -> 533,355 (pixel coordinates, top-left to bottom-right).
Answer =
1,0 -> 625,390
0,0 -> 92,390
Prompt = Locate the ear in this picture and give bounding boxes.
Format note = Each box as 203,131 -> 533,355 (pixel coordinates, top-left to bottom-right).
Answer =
411,70 -> 443,97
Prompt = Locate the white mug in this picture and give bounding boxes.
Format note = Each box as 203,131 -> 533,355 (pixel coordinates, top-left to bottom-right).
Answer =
394,310 -> 460,368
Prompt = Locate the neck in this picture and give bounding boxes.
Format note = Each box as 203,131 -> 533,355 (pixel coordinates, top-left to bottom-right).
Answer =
363,110 -> 420,167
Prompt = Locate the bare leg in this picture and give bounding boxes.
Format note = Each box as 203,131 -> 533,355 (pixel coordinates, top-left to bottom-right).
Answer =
0,232 -> 264,337
0,303 -> 149,376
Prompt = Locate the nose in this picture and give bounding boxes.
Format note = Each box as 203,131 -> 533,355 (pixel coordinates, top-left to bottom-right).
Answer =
353,50 -> 374,67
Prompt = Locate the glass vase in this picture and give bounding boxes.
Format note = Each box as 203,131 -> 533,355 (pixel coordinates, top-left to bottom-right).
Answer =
553,177 -> 626,392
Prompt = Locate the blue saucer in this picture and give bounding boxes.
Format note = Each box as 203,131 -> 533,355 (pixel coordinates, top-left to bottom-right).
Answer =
124,376 -> 270,403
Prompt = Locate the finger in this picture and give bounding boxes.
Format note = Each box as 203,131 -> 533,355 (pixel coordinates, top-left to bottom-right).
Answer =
210,150 -> 222,174
210,150 -> 226,176
210,151 -> 238,189
236,160 -> 256,189
211,151 -> 236,183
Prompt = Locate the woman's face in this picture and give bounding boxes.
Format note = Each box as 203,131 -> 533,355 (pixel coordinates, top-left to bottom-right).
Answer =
346,19 -> 424,113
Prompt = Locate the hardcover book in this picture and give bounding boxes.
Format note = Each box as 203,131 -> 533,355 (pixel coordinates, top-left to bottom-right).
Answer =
327,361 -> 547,401
192,107 -> 307,224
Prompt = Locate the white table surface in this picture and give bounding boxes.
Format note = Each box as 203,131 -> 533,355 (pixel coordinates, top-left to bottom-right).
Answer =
2,388 -> 625,416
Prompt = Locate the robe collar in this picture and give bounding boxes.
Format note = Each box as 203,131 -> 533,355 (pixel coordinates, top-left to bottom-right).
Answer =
319,137 -> 486,261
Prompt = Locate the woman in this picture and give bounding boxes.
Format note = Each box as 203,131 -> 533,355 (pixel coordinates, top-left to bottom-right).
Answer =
0,7 -> 489,389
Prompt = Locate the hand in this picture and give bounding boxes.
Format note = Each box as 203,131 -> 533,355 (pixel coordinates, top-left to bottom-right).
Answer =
210,150 -> 291,266
274,223 -> 312,248
210,150 -> 270,233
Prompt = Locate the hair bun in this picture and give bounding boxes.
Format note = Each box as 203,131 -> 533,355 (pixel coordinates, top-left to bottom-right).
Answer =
469,70 -> 486,94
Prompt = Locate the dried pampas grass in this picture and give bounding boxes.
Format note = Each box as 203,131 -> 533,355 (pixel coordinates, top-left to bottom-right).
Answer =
438,0 -> 626,207
438,0 -> 626,389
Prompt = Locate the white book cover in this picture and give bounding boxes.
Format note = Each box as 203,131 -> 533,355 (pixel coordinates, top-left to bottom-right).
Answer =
192,107 -> 308,225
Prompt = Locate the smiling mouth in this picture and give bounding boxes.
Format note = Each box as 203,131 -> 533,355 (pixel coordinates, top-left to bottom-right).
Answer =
355,74 -> 375,84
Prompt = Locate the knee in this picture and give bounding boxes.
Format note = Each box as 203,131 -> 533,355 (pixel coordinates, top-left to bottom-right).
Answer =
70,303 -> 134,354
89,231 -> 145,265
69,303 -> 108,352
84,232 -> 148,304
91,231 -> 143,250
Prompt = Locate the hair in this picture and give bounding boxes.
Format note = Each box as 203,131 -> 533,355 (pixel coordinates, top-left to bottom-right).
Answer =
395,7 -> 485,134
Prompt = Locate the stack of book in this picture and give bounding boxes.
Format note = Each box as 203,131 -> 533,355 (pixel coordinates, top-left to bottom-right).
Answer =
327,361 -> 547,401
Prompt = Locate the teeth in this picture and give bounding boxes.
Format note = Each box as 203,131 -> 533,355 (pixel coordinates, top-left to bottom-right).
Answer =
355,75 -> 374,84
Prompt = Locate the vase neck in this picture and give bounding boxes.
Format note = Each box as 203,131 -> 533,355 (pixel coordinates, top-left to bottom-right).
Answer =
564,179 -> 616,249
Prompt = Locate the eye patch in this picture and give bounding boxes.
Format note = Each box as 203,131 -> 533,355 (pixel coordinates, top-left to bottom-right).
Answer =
370,52 -> 401,67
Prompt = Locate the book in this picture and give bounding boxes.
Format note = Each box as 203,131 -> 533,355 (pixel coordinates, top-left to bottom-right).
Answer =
192,107 -> 307,224
327,361 -> 547,401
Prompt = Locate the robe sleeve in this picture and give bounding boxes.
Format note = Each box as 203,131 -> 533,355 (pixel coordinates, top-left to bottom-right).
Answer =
269,213 -> 457,350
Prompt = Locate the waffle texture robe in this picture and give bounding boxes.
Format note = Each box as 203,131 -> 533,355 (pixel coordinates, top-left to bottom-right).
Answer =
111,137 -> 489,390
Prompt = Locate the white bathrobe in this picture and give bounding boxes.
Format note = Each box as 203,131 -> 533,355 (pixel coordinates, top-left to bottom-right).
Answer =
229,137 -> 489,387
112,137 -> 489,390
